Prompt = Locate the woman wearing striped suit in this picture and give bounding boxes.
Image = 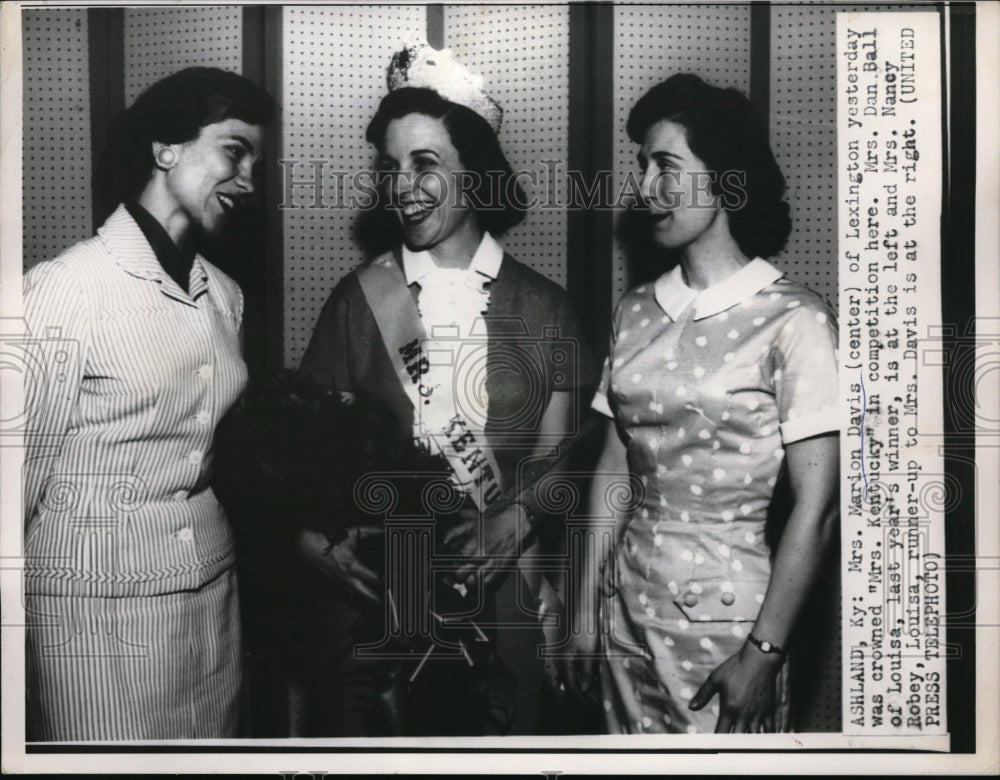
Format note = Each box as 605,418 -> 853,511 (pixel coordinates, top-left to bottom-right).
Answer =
22,68 -> 274,741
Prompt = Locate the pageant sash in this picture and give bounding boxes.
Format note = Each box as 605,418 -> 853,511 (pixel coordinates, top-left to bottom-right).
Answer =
356,252 -> 504,512
358,253 -> 569,677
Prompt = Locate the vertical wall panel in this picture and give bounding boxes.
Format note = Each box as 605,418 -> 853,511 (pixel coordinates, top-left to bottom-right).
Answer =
771,3 -> 919,317
770,5 -> 840,311
282,6 -> 426,368
769,3 -> 842,734
123,7 -> 243,103
22,9 -> 92,270
443,4 -> 571,288
611,3 -> 752,305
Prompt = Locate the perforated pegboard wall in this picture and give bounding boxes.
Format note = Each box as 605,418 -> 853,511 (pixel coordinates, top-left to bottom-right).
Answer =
22,9 -> 92,270
769,2 -> 844,734
770,4 -> 840,311
282,6 -> 426,368
611,3 -> 752,305
771,2 -> 925,319
123,7 -> 243,104
443,4 -> 570,288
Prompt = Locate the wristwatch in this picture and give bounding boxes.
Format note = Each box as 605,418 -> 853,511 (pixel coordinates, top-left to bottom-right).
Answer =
747,633 -> 788,658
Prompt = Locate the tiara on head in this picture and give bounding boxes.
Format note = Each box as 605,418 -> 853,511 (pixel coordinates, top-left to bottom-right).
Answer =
387,41 -> 503,132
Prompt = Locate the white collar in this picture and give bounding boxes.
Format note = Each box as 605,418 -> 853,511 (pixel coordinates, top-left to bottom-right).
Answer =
653,257 -> 785,321
401,231 -> 504,285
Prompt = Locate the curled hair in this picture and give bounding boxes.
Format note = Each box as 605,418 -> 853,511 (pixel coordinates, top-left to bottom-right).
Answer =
627,73 -> 791,258
365,87 -> 526,237
97,67 -> 275,216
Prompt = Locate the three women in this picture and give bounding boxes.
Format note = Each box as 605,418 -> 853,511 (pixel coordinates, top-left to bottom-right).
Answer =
23,55 -> 837,739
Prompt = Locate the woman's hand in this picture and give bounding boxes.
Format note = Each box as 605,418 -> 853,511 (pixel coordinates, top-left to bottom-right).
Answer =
557,611 -> 603,703
688,433 -> 838,733
441,502 -> 529,589
297,527 -> 382,602
688,641 -> 785,732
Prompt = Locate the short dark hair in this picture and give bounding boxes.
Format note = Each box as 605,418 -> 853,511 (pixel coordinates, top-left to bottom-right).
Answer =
365,87 -> 526,236
99,67 -> 275,211
627,73 -> 791,258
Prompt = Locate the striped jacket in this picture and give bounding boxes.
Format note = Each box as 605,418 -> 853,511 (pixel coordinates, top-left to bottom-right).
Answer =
22,205 -> 248,597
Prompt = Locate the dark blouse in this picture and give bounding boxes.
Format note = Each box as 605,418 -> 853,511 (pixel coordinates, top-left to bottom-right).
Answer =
124,201 -> 196,293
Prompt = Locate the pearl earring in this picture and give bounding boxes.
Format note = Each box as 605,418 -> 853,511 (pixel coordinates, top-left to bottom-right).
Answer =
155,147 -> 177,170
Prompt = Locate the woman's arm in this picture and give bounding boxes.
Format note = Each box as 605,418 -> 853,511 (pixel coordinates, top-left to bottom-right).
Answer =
444,390 -> 578,585
531,389 -> 576,458
294,277 -> 382,600
689,431 -> 839,732
559,416 -> 630,696
297,527 -> 381,602
22,260 -> 89,527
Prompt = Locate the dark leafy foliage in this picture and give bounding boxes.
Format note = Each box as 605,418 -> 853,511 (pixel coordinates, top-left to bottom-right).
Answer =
212,369 -> 458,549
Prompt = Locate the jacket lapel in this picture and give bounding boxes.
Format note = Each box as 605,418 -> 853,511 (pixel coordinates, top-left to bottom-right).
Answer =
98,205 -> 198,307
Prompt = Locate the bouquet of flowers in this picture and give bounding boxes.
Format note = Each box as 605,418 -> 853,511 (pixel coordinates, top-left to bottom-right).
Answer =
214,370 -> 458,543
212,370 -> 518,735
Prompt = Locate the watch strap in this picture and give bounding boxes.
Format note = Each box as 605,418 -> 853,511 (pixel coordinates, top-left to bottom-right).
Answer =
747,633 -> 787,657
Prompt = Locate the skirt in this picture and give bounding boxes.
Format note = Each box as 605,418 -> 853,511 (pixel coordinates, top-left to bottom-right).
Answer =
26,567 -> 242,741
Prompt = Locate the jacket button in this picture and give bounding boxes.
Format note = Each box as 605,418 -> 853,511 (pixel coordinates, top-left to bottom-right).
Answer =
721,592 -> 735,606
177,527 -> 194,542
683,593 -> 698,607
172,490 -> 186,502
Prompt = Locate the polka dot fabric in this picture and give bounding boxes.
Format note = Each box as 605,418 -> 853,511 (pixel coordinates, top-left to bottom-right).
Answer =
594,259 -> 838,733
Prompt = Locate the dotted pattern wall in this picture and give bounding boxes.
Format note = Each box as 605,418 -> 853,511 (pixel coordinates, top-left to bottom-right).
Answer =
282,6 -> 426,367
611,4 -> 752,305
443,4 -> 570,288
769,2 -> 842,734
770,5 -> 840,312
771,2 -> 926,318
22,9 -> 92,270
123,7 -> 243,104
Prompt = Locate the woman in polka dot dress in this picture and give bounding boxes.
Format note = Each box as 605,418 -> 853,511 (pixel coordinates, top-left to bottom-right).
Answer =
571,74 -> 839,734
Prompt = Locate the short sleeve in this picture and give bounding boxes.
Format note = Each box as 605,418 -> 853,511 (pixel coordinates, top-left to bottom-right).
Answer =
591,358 -> 613,418
298,274 -> 357,394
771,299 -> 839,443
22,259 -> 90,523
590,296 -> 626,419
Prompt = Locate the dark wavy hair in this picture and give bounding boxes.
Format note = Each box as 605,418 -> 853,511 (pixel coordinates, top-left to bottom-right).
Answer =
96,67 -> 275,218
365,87 -> 526,237
627,73 -> 791,259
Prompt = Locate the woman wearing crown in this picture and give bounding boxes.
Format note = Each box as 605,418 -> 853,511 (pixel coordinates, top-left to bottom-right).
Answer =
296,43 -> 593,736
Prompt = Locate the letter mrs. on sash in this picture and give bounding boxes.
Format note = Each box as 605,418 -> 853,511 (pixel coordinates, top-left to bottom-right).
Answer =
399,338 -> 430,383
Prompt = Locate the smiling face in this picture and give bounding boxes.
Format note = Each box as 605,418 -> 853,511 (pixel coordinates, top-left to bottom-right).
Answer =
377,113 -> 479,255
637,119 -> 726,252
155,118 -> 264,242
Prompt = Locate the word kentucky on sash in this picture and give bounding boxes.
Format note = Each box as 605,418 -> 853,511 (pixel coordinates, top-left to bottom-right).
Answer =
396,335 -> 503,510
